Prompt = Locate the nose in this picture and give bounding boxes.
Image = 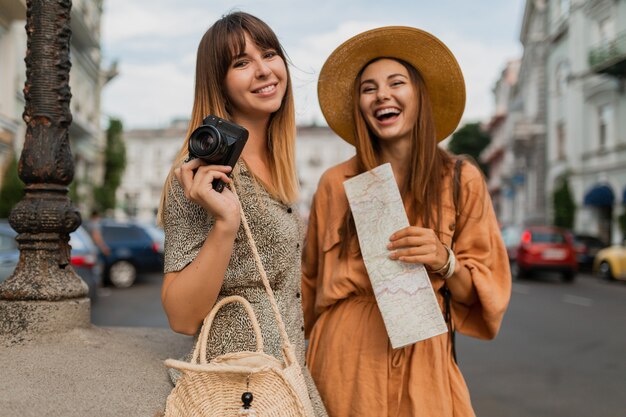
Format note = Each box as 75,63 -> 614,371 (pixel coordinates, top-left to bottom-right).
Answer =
376,86 -> 390,102
255,60 -> 271,78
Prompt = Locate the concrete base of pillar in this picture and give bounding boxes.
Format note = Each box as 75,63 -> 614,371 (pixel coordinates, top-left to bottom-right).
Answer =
0,299 -> 91,345
0,326 -> 192,416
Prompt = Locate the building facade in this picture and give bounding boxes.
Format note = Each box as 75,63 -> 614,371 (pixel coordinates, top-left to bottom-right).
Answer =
482,0 -> 549,227
482,59 -> 521,225
295,125 -> 355,219
117,122 -> 356,223
117,120 -> 187,221
0,0 -> 112,214
545,0 -> 626,244
0,0 -> 27,184
484,0 -> 626,244
511,0 -> 550,226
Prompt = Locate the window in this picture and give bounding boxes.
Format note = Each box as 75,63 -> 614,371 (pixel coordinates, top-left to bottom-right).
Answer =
598,104 -> 613,149
556,122 -> 566,160
598,17 -> 614,46
531,231 -> 566,244
555,0 -> 570,20
555,61 -> 569,95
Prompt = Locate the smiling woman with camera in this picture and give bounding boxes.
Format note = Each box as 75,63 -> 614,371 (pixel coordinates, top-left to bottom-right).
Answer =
157,12 -> 326,415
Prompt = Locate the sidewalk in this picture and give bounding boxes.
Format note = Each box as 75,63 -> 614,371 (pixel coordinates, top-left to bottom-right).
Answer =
0,325 -> 191,417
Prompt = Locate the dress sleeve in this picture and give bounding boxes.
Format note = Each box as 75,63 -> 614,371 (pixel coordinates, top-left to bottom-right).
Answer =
451,163 -> 512,340
302,190 -> 321,339
162,177 -> 213,273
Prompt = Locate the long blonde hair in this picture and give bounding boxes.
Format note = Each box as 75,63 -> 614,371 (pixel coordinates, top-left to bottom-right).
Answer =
340,57 -> 454,256
157,11 -> 298,225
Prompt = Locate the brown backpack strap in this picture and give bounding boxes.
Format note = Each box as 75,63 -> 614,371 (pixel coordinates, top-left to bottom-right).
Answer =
441,158 -> 463,363
451,158 -> 463,248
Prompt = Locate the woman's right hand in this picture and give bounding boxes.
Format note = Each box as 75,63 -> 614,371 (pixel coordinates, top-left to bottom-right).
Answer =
175,159 -> 241,229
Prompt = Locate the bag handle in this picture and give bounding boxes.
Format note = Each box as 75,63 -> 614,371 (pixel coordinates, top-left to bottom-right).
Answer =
229,181 -> 298,367
192,295 -> 264,364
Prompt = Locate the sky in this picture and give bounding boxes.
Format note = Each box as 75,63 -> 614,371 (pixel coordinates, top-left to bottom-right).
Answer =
100,0 -> 526,130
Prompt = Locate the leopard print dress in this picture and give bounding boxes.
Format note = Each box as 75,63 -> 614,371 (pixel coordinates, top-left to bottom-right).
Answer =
163,162 -> 327,416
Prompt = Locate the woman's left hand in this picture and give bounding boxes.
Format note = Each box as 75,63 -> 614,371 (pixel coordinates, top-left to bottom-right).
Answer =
387,226 -> 448,270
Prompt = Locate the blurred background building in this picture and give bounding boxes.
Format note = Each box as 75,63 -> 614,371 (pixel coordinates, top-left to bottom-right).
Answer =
0,0 -> 115,214
117,119 -> 186,221
117,122 -> 355,222
295,125 -> 355,219
483,0 -> 626,245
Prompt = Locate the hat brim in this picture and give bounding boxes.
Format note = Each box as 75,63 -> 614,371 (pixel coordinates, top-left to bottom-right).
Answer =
318,26 -> 466,144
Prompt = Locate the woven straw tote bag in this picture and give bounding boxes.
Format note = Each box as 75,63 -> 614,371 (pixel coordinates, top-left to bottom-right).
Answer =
163,184 -> 316,417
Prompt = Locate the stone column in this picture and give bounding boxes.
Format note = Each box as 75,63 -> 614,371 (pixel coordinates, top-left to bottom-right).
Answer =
0,0 -> 90,343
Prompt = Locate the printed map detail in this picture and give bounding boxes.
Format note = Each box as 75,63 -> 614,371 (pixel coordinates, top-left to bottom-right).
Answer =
344,163 -> 448,348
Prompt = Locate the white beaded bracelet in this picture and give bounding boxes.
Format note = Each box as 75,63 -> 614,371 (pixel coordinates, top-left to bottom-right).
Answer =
442,247 -> 457,280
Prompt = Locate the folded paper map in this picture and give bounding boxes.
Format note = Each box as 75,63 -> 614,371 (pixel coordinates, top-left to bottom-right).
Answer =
343,163 -> 448,348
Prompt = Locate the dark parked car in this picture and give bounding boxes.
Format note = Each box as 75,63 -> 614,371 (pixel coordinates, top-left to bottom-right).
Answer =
99,220 -> 164,288
501,224 -> 578,282
0,221 -> 103,299
572,234 -> 606,270
0,222 -> 19,284
69,225 -> 104,300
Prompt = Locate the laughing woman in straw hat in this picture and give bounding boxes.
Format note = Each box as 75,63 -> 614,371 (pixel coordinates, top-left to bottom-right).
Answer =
302,27 -> 511,417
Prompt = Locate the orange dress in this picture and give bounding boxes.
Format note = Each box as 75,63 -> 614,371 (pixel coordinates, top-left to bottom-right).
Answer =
302,157 -> 511,417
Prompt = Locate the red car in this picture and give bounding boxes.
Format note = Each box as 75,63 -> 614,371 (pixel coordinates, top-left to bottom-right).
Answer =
501,225 -> 578,282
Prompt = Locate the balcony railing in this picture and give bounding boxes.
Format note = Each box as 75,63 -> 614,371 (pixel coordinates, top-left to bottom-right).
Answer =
589,31 -> 626,76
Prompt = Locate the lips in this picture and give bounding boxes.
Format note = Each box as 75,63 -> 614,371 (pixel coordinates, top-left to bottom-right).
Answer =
252,83 -> 277,94
375,107 -> 401,118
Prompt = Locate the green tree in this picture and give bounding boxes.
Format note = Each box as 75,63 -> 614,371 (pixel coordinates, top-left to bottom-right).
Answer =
447,122 -> 491,176
552,177 -> 576,229
0,156 -> 24,218
94,118 -> 126,212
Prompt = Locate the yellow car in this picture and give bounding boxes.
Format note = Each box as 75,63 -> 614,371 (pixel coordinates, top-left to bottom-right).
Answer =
593,243 -> 626,281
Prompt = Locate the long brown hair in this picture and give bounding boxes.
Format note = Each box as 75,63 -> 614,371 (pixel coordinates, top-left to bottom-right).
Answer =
157,11 -> 298,225
340,57 -> 454,256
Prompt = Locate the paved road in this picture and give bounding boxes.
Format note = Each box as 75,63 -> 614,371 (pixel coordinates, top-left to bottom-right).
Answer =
91,273 -> 169,328
92,271 -> 626,416
459,272 -> 626,417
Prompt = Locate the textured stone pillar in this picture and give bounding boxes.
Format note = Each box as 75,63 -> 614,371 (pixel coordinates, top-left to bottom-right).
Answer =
0,0 -> 90,342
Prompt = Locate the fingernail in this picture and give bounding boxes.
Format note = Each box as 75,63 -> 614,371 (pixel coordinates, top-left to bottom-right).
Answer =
387,243 -> 392,249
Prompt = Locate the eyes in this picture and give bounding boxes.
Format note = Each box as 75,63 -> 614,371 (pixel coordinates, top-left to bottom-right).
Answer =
232,49 -> 279,68
361,79 -> 406,94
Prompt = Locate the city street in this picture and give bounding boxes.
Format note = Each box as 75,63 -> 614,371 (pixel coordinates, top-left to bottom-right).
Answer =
92,271 -> 626,417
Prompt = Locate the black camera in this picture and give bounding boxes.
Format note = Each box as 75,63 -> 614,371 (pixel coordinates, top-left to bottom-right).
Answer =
187,115 -> 249,192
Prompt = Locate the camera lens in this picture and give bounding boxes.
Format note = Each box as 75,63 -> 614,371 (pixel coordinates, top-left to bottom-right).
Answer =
188,125 -> 228,162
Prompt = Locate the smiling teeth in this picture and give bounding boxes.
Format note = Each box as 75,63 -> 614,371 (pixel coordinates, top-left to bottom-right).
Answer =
375,108 -> 400,117
255,85 -> 275,94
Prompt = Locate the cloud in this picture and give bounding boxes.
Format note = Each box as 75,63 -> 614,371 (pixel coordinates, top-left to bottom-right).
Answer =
286,21 -> 522,125
443,33 -> 522,122
288,21 -> 382,124
102,0 -> 217,45
102,61 -> 193,128
100,2 -> 523,129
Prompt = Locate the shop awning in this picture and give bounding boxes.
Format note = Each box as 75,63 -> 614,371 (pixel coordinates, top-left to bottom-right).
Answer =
583,184 -> 615,207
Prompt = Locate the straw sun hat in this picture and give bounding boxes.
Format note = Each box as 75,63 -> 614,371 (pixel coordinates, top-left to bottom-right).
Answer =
317,26 -> 466,144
